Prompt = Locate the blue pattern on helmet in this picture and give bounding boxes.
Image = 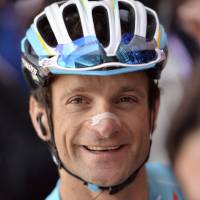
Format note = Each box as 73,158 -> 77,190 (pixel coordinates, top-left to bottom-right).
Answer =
159,25 -> 167,49
56,36 -> 106,68
118,33 -> 157,64
117,47 -> 157,64
21,37 -> 26,53
26,26 -> 48,58
48,62 -> 156,76
121,33 -> 133,44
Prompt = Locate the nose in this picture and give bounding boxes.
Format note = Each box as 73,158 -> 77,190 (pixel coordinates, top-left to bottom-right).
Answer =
90,113 -> 121,139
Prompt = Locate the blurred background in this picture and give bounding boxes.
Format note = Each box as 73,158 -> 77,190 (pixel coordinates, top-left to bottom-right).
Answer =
0,0 -> 199,199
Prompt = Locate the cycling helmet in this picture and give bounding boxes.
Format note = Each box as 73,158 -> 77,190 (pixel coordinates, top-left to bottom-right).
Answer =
21,0 -> 167,89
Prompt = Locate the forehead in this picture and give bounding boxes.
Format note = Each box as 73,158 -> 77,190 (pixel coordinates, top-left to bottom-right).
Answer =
51,72 -> 149,94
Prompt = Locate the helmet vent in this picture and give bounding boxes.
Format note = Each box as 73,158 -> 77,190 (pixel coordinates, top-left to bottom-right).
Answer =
119,2 -> 135,39
92,6 -> 110,47
146,12 -> 156,41
26,40 -> 37,58
37,15 -> 58,47
63,4 -> 83,40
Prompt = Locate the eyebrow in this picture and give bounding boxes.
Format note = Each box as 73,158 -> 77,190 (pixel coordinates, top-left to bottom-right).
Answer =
60,85 -> 146,101
116,86 -> 146,98
67,87 -> 87,93
60,87 -> 89,100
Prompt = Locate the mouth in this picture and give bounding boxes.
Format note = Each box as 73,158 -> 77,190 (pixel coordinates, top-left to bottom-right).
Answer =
79,144 -> 128,165
83,145 -> 123,153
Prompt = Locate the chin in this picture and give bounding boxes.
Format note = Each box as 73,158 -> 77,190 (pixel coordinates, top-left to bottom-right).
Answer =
85,170 -> 130,187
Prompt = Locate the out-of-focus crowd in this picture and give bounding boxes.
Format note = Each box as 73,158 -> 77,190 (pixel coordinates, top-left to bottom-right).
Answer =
0,0 -> 200,200
0,1 -> 58,200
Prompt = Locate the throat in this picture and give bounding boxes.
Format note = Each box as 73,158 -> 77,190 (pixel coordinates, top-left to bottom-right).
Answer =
59,167 -> 149,200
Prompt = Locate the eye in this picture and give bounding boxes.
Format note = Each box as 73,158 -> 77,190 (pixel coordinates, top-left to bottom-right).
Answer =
69,96 -> 88,104
120,96 -> 135,103
64,95 -> 91,113
117,95 -> 137,104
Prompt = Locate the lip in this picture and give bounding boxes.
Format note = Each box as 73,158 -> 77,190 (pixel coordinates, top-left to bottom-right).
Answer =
84,145 -> 122,151
79,144 -> 129,161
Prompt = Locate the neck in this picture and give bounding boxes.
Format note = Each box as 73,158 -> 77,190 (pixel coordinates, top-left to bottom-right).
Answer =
59,167 -> 149,200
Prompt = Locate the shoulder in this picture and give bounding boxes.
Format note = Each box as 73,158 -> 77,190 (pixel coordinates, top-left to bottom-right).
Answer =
146,162 -> 186,200
45,181 -> 60,200
45,164 -> 185,200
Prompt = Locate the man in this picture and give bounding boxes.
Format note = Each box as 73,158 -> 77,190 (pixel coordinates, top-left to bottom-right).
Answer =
21,0 -> 185,199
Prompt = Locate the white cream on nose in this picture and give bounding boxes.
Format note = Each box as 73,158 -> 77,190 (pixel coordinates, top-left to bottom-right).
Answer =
90,112 -> 121,127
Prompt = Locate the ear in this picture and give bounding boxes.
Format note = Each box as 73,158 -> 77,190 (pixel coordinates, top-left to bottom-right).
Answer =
29,95 -> 51,141
150,96 -> 160,134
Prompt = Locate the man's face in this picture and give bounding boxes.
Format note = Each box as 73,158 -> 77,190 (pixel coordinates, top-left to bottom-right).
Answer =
51,72 -> 154,186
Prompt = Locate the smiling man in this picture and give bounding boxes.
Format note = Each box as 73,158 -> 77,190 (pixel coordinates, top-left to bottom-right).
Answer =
21,0 -> 185,200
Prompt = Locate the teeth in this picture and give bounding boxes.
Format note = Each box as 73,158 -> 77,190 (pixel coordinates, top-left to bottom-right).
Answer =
85,146 -> 120,151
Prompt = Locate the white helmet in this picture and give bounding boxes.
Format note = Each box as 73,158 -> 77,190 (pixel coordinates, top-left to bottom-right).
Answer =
21,0 -> 167,89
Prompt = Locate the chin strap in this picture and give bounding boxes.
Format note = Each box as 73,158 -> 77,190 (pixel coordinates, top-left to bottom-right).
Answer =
47,138 -> 152,195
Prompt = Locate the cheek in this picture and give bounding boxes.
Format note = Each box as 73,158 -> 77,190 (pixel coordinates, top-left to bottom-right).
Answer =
123,105 -> 150,134
123,107 -> 151,155
52,108 -> 79,159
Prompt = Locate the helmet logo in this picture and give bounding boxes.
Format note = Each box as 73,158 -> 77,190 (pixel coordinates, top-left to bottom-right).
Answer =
22,57 -> 37,75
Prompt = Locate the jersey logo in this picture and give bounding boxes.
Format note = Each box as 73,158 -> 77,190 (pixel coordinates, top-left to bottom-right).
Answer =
173,192 -> 179,200
155,192 -> 179,200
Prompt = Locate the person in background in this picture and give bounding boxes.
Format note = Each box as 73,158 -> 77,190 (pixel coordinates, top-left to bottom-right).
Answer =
0,0 -> 56,86
148,0 -> 200,163
166,62 -> 200,200
0,1 -> 58,200
177,0 -> 200,50
0,0 -> 22,83
0,59 -> 58,200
